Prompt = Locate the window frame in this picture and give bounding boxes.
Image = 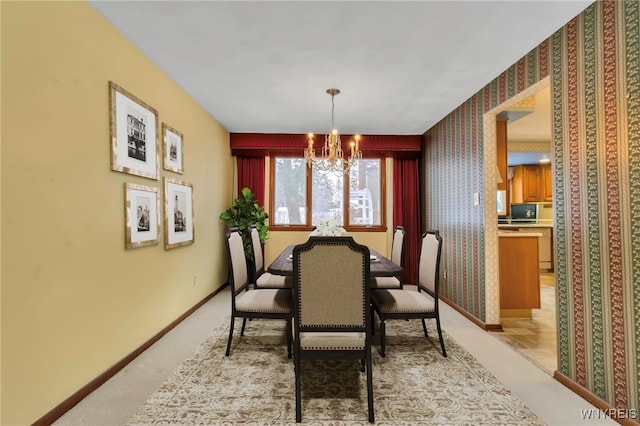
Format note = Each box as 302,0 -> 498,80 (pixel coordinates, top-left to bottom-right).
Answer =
269,156 -> 386,232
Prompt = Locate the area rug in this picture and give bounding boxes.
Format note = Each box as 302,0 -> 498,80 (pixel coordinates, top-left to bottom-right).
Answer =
127,319 -> 544,425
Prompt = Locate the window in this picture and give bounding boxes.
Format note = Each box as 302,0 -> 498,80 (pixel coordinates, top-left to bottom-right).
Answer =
270,157 -> 385,231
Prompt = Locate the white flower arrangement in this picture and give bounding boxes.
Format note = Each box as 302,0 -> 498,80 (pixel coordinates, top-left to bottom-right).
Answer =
310,219 -> 346,237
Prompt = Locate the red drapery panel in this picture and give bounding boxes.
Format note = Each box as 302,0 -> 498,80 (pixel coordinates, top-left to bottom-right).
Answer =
230,133 -> 421,158
393,158 -> 421,285
236,156 -> 265,206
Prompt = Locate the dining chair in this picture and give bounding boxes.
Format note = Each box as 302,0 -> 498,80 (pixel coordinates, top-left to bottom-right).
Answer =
370,230 -> 447,358
370,226 -> 404,289
292,236 -> 374,424
224,227 -> 292,357
250,225 -> 291,289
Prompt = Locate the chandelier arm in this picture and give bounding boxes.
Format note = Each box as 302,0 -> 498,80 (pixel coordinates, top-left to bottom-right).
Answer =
305,87 -> 360,177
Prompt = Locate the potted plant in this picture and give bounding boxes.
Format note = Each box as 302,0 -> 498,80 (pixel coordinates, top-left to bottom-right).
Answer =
219,187 -> 269,269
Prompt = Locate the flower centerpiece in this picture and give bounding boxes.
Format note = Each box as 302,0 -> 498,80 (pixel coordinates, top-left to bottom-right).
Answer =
310,219 -> 346,237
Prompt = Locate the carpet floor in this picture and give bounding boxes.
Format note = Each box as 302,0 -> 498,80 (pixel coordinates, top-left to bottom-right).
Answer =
127,318 -> 544,425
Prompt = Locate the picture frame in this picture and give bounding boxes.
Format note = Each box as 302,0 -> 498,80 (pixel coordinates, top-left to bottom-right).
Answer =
164,177 -> 194,249
109,81 -> 159,180
162,123 -> 184,174
124,183 -> 160,249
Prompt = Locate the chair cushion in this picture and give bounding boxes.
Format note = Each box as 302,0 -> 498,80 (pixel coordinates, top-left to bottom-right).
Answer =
299,332 -> 365,350
256,272 -> 291,289
370,276 -> 401,289
371,289 -> 435,314
235,289 -> 292,313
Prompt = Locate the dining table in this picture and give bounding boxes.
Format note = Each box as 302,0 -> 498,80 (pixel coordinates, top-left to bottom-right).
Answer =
267,244 -> 403,277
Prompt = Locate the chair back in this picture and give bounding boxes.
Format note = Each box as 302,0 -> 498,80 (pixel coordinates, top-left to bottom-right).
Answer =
226,228 -> 249,296
250,225 -> 264,275
418,230 -> 442,296
390,226 -> 405,267
293,237 -> 370,331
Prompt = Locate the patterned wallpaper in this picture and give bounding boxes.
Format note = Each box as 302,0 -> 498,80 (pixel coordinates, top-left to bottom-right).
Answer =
424,0 -> 639,413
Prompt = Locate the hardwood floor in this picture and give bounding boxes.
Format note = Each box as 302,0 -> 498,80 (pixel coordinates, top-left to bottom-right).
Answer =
491,272 -> 557,374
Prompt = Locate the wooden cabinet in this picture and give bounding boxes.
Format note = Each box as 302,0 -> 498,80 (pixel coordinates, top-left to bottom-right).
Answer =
511,164 -> 553,203
527,227 -> 554,270
496,119 -> 508,191
541,164 -> 553,201
499,234 -> 541,311
512,165 -> 541,203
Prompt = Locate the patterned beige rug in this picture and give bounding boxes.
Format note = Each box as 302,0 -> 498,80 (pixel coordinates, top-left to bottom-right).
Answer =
127,319 -> 544,425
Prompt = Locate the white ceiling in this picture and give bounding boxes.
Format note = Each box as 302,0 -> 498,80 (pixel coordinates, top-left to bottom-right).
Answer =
89,1 -> 592,136
508,86 -> 552,144
507,85 -> 553,165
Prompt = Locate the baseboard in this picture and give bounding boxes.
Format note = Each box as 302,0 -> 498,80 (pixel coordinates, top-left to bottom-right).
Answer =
553,371 -> 640,425
440,294 -> 503,331
32,284 -> 227,426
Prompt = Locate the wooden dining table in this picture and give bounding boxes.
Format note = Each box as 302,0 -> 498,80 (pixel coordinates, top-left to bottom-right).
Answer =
267,244 -> 403,277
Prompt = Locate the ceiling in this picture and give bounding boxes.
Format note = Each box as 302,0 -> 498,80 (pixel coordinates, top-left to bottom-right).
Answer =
89,1 -> 592,136
507,85 -> 553,165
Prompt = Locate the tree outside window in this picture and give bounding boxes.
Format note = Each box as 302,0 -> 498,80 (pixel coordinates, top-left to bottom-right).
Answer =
271,157 -> 385,231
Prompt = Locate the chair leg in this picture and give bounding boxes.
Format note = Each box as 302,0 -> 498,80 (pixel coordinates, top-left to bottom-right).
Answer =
225,316 -> 235,356
286,320 -> 292,359
436,316 -> 447,357
294,353 -> 302,422
380,319 -> 386,358
366,350 -> 375,424
240,318 -> 247,336
421,318 -> 429,337
370,305 -> 375,336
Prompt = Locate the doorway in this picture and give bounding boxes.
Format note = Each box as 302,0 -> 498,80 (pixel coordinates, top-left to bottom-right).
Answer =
482,77 -> 558,374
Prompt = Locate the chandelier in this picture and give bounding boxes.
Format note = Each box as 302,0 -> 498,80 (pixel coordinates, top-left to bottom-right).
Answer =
305,88 -> 362,175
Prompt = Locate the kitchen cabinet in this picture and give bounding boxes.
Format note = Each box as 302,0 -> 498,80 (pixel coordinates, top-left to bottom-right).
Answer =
541,164 -> 553,201
499,232 -> 541,315
498,225 -> 554,270
511,165 -> 542,203
528,227 -> 553,270
511,164 -> 553,203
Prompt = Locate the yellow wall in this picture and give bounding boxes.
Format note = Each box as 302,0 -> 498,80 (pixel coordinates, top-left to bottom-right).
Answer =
1,2 -> 232,424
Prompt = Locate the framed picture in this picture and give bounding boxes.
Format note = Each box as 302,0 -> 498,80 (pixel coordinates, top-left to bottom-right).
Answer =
109,81 -> 159,180
162,123 -> 184,174
124,183 -> 160,249
164,177 -> 194,249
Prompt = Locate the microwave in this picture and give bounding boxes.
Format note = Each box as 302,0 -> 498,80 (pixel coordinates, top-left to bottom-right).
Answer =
510,203 -> 538,223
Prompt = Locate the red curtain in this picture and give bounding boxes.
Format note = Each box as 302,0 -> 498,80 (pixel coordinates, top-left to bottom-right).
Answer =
236,157 -> 265,206
230,133 -> 421,158
393,158 -> 421,285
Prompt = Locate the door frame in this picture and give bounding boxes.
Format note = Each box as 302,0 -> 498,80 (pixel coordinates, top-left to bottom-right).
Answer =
482,76 -> 551,326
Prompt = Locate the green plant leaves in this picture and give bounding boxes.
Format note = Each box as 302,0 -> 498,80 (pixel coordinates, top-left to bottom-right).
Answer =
219,187 -> 269,261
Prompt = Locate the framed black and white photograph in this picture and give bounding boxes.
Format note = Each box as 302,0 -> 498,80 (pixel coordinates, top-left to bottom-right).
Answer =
164,177 -> 194,249
162,123 -> 184,174
109,81 -> 159,180
124,183 -> 160,249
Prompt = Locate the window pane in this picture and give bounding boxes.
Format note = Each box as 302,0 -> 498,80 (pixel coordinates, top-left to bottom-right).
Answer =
349,159 -> 381,226
273,158 -> 307,225
312,165 -> 344,225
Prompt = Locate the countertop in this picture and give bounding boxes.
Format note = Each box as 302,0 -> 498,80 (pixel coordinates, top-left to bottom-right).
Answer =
498,231 -> 543,237
498,221 -> 553,229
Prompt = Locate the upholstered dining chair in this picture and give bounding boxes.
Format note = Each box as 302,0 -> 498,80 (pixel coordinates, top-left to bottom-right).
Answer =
292,237 -> 374,424
370,230 -> 447,358
224,228 -> 292,357
370,226 -> 405,289
250,225 -> 290,289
